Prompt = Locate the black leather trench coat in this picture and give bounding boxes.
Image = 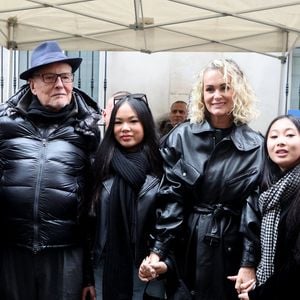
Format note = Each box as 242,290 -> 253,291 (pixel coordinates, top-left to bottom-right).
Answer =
152,120 -> 265,300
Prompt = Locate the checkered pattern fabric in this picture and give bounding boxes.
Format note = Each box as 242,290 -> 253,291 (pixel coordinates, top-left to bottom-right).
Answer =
256,164 -> 300,285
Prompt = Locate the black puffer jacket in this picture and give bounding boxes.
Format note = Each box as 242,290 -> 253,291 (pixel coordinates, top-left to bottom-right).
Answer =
0,85 -> 101,252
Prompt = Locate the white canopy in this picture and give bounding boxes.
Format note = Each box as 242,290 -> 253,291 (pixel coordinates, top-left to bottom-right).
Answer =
1,0 -> 300,60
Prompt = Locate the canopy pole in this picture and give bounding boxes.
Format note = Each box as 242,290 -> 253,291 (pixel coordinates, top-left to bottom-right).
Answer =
103,50 -> 107,106
0,46 -> 3,102
277,31 -> 289,115
283,53 -> 289,114
7,17 -> 18,98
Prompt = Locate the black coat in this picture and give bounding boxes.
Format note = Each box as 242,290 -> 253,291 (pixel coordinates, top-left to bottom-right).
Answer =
0,85 -> 100,252
152,120 -> 265,300
93,175 -> 161,267
249,189 -> 300,300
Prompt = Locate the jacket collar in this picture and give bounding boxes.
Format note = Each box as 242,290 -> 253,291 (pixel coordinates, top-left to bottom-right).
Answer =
191,120 -> 262,151
103,175 -> 160,196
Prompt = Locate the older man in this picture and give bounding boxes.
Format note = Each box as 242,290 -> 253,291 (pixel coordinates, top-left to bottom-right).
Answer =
0,41 -> 101,300
158,100 -> 188,137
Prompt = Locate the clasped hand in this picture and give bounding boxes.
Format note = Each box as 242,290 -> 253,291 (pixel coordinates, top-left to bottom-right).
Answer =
138,253 -> 167,282
227,267 -> 256,300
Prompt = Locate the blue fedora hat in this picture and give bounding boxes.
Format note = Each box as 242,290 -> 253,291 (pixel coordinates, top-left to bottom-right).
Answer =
20,41 -> 82,80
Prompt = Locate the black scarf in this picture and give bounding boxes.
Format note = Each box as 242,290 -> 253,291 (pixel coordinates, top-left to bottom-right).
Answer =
103,147 -> 150,300
27,95 -> 74,121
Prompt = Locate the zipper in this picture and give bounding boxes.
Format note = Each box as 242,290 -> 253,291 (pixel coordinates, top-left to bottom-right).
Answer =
33,137 -> 47,252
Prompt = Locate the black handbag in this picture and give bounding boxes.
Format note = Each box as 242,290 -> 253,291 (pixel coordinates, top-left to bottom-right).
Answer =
166,260 -> 192,300
143,277 -> 191,300
167,278 -> 192,300
143,293 -> 165,300
143,282 -> 166,300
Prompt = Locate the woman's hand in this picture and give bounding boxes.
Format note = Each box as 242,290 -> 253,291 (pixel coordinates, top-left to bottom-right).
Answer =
138,253 -> 168,281
139,256 -> 157,282
81,285 -> 96,300
238,291 -> 250,300
150,261 -> 168,275
227,266 -> 256,294
237,278 -> 256,299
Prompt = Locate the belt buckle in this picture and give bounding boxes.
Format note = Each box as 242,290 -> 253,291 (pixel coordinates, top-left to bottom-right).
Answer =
203,234 -> 220,247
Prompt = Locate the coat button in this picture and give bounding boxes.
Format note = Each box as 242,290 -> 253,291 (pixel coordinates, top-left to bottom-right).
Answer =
182,172 -> 186,176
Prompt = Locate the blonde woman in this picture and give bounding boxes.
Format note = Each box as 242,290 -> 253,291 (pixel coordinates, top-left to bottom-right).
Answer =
139,59 -> 265,300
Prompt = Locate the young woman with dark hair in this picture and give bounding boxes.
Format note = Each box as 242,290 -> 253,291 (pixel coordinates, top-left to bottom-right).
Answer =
236,114 -> 300,300
82,94 -> 166,300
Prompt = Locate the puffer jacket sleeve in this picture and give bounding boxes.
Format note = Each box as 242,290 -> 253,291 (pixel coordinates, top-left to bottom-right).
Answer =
73,88 -> 101,149
239,186 -> 262,267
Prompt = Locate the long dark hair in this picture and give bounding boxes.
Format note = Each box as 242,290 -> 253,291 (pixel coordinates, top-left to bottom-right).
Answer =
261,114 -> 300,190
91,95 -> 163,203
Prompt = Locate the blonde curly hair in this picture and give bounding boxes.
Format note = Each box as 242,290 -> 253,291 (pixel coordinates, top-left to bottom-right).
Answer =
189,58 -> 259,125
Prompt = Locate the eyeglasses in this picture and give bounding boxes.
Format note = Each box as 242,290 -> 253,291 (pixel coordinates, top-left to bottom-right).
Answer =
34,73 -> 74,83
113,93 -> 148,105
